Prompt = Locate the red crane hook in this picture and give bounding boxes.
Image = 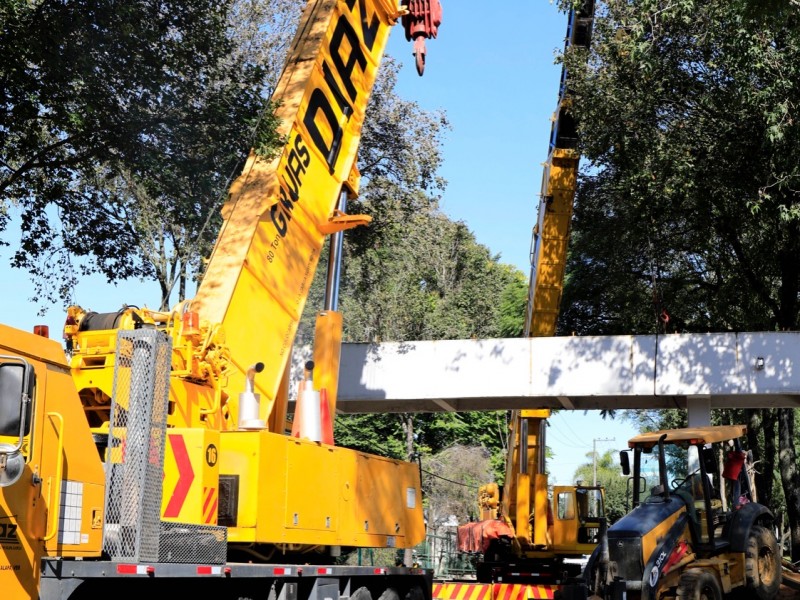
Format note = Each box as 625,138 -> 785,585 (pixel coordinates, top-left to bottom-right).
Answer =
401,0 -> 442,76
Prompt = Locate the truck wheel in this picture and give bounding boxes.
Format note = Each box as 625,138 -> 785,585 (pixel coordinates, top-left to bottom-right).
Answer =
405,586 -> 425,600
352,588 -> 373,600
378,588 -> 400,600
744,524 -> 782,600
676,569 -> 722,600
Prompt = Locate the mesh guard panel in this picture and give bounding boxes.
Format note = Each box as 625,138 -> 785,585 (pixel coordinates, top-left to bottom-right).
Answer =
102,329 -> 171,562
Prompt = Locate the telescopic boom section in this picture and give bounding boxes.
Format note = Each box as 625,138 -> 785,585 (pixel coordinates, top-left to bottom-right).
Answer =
191,0 -> 394,431
524,3 -> 594,337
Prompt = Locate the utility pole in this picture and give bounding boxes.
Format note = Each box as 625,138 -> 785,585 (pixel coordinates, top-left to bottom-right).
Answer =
593,437 -> 615,486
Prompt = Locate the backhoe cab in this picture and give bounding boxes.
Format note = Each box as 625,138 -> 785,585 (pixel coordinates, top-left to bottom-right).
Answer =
564,425 -> 782,600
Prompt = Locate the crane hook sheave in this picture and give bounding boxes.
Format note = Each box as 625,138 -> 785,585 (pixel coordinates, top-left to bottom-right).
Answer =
401,0 -> 442,76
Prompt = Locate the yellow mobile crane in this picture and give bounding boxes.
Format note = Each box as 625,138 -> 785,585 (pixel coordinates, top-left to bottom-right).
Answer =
0,1 -> 440,598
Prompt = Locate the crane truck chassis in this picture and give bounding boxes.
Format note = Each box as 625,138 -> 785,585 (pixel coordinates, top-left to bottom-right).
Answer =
0,325 -> 433,599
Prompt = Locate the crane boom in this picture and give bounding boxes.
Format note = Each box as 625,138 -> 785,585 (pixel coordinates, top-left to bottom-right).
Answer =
456,3 -> 600,592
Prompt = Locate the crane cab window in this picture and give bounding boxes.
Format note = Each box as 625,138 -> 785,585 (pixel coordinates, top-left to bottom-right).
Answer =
557,492 -> 575,520
0,359 -> 33,438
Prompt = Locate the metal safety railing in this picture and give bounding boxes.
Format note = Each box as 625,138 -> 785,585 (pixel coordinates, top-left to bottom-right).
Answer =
415,531 -> 476,580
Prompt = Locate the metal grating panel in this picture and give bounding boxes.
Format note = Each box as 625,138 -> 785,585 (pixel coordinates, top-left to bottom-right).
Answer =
102,329 -> 171,562
158,522 -> 227,564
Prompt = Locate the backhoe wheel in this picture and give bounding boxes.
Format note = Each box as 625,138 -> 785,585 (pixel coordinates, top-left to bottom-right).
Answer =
744,524 -> 782,600
676,569 -> 722,600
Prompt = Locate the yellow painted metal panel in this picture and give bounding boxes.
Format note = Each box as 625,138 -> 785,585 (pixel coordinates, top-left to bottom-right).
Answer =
528,148 -> 580,338
642,507 -> 686,566
219,430 -> 424,548
40,363 -> 106,559
218,431 -> 265,535
313,310 -> 343,414
532,473 -> 549,546
284,440 -> 339,532
0,434 -> 44,599
167,378 -> 221,431
1,328 -> 106,598
514,472 -> 531,541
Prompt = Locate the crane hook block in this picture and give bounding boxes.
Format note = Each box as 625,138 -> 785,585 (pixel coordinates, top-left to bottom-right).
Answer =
401,0 -> 442,76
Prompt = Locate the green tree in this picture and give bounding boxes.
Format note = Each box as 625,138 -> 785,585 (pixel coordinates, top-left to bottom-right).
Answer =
423,445 -> 494,529
1,0 -> 288,310
558,0 -> 800,556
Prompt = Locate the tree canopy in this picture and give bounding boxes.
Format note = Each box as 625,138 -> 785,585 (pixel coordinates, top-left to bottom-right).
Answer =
1,0 -> 295,308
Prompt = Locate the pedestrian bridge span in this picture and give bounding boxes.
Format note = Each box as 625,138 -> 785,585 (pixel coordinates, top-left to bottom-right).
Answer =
322,332 -> 800,414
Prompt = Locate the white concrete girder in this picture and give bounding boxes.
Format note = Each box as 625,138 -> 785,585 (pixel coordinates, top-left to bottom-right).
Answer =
323,332 -> 800,413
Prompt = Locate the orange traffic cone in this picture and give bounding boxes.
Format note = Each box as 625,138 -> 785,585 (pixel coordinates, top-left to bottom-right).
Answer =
319,388 -> 334,445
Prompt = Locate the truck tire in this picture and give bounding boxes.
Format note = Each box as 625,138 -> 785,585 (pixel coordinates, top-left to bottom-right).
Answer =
743,524 -> 782,600
404,586 -> 425,600
676,569 -> 722,600
352,588 -> 373,600
377,588 -> 400,600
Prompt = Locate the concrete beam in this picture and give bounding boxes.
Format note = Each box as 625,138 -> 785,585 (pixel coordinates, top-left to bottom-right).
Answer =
324,332 -> 800,413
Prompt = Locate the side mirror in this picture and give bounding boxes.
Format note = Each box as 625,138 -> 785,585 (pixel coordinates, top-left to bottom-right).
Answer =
619,450 -> 630,476
701,445 -> 718,475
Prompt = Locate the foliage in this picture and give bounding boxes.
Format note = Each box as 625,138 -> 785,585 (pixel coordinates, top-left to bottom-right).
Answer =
498,269 -> 528,338
1,0 -> 294,310
559,0 -> 800,336
422,445 -> 494,530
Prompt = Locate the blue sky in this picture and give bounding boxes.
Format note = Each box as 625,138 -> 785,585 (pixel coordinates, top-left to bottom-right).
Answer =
0,1 -> 639,485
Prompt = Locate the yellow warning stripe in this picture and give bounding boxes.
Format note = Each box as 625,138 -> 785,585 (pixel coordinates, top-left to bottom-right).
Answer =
433,583 -> 491,600
432,583 -> 558,600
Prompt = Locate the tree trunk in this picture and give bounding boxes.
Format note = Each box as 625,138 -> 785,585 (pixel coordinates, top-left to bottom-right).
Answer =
746,409 -> 775,507
761,409 -> 777,508
778,407 -> 800,560
179,267 -> 187,303
159,278 -> 170,311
